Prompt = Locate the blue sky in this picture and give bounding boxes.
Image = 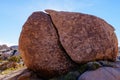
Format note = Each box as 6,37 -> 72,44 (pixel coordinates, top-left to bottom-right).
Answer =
0,0 -> 120,46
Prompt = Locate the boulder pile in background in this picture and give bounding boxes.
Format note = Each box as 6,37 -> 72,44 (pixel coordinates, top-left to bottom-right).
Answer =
0,45 -> 19,60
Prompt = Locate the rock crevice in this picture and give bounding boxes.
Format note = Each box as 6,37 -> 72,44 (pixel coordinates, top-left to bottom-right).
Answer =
47,14 -> 77,64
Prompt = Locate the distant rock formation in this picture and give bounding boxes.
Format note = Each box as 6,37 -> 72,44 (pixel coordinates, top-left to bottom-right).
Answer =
0,44 -> 9,50
0,45 -> 19,60
19,9 -> 118,79
10,45 -> 18,50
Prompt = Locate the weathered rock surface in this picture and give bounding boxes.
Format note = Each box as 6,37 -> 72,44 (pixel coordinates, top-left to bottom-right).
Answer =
45,9 -> 118,63
78,67 -> 120,80
19,11 -> 77,78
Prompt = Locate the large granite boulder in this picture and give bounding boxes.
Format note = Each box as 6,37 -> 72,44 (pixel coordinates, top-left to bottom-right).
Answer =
19,12 -> 77,78
19,9 -> 118,79
78,67 -> 120,80
45,9 -> 118,63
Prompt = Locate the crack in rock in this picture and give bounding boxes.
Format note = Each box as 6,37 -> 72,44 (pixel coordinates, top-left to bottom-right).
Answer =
47,14 -> 78,65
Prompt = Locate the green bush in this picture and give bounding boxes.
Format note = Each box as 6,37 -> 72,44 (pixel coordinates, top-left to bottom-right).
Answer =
87,62 -> 101,70
8,56 -> 21,63
78,64 -> 88,74
50,71 -> 80,80
63,71 -> 80,80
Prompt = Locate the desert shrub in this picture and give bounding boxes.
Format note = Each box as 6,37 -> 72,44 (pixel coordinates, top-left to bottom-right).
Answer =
0,62 -> 9,70
8,56 -> 21,63
86,62 -> 101,70
0,59 -> 3,63
50,71 -> 80,80
63,71 -> 80,80
0,61 -> 18,71
78,64 -> 88,75
1,67 -> 15,74
77,62 -> 101,75
0,61 -> 25,75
